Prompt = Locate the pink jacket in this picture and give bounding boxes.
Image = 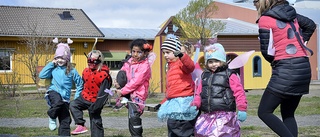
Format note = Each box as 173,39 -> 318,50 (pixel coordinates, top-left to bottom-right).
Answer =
229,74 -> 247,111
120,57 -> 151,101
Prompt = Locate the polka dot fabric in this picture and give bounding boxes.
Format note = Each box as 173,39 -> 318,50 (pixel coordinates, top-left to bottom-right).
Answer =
81,65 -> 111,102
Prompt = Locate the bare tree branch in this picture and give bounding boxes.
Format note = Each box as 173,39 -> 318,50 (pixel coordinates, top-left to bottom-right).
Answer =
15,21 -> 55,84
174,0 -> 226,46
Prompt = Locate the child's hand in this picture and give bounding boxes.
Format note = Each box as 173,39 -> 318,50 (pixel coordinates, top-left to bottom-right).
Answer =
116,89 -> 122,97
114,81 -> 120,89
237,111 -> 247,122
52,59 -> 57,66
154,104 -> 161,111
173,51 -> 183,58
190,94 -> 201,109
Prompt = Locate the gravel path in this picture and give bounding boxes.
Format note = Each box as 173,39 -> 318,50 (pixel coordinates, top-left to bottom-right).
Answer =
1,115 -> 320,129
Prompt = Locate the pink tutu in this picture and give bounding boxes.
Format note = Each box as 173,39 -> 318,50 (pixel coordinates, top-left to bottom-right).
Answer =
194,111 -> 241,137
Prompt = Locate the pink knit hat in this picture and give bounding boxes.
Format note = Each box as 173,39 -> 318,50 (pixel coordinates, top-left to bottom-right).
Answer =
54,43 -> 71,61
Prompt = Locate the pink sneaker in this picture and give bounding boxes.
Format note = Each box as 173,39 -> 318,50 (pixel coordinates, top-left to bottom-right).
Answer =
71,125 -> 88,135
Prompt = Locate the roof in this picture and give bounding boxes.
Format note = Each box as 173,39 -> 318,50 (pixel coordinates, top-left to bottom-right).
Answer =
0,6 -> 104,38
215,18 -> 258,35
215,0 -> 320,25
100,28 -> 159,40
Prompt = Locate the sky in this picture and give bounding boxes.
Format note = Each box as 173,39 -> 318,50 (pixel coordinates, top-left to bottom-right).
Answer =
0,0 -> 194,29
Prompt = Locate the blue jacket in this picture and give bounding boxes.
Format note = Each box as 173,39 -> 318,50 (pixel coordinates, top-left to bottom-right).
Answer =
39,62 -> 83,102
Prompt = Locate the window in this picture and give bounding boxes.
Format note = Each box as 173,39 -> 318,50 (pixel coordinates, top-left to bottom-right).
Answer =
252,56 -> 262,77
0,49 -> 14,72
70,48 -> 75,63
104,61 -> 123,70
103,51 -> 128,70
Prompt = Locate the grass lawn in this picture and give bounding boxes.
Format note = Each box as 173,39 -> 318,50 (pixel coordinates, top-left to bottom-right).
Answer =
0,93 -> 320,136
0,126 -> 319,137
1,93 -> 319,118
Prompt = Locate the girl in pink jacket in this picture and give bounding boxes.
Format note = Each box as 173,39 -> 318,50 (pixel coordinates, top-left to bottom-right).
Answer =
115,39 -> 152,137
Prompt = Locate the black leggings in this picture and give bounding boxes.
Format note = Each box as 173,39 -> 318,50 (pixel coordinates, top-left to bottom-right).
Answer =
258,90 -> 302,137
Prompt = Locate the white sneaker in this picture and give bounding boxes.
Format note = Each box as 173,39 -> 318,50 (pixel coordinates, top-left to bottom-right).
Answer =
49,117 -> 57,131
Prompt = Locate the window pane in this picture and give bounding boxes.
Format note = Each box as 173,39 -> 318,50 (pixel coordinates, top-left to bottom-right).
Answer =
253,56 -> 261,77
0,50 -> 11,70
106,61 -> 122,70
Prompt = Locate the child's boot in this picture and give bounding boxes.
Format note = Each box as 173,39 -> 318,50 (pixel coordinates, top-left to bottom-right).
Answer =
48,117 -> 57,131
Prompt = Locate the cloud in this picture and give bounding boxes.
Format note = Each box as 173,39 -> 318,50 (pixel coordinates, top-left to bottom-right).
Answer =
2,0 -> 191,28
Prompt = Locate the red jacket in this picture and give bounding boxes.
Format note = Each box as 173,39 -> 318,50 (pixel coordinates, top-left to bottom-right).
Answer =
161,54 -> 195,103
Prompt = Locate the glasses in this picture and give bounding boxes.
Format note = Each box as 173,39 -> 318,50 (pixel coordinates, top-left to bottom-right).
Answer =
253,0 -> 259,3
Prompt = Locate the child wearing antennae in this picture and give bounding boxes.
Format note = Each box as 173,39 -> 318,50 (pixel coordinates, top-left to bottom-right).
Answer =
39,38 -> 83,136
69,50 -> 113,137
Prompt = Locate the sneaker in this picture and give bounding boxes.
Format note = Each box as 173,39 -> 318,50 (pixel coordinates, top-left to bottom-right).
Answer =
48,117 -> 57,131
71,125 -> 88,135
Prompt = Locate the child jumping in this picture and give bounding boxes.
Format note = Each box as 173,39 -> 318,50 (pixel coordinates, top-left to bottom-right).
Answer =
157,34 -> 199,137
39,41 -> 83,136
69,50 -> 112,137
194,43 -> 248,137
114,38 -> 152,137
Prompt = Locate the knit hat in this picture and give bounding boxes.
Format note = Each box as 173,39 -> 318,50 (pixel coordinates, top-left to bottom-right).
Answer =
54,43 -> 71,61
204,43 -> 226,63
161,34 -> 182,52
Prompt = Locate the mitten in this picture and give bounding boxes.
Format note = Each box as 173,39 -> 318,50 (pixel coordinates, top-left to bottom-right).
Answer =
190,94 -> 201,109
173,51 -> 183,58
237,111 -> 247,122
154,104 -> 161,111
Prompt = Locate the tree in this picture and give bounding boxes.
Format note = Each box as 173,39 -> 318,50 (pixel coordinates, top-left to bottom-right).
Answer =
15,22 -> 55,84
175,0 -> 226,46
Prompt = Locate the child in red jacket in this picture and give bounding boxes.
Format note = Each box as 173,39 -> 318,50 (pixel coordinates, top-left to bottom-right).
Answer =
157,34 -> 199,137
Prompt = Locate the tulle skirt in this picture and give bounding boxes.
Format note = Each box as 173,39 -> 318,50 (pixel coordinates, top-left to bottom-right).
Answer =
157,96 -> 199,122
194,111 -> 241,137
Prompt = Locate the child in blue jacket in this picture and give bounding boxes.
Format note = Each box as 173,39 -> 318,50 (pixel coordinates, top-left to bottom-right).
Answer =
39,41 -> 83,136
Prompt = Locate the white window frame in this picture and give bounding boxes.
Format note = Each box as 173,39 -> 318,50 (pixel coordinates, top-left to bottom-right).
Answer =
0,48 -> 14,73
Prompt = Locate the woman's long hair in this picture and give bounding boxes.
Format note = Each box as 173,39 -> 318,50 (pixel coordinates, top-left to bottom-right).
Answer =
258,0 -> 286,18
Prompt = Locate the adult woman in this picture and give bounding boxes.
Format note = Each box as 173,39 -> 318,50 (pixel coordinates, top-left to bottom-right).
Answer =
256,0 -> 316,137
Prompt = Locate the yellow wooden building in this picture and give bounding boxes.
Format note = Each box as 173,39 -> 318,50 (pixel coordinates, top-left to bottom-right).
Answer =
151,16 -> 272,91
0,6 -> 104,85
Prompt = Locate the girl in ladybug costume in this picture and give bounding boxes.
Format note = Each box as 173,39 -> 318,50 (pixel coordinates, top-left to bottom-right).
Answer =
69,50 -> 112,137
